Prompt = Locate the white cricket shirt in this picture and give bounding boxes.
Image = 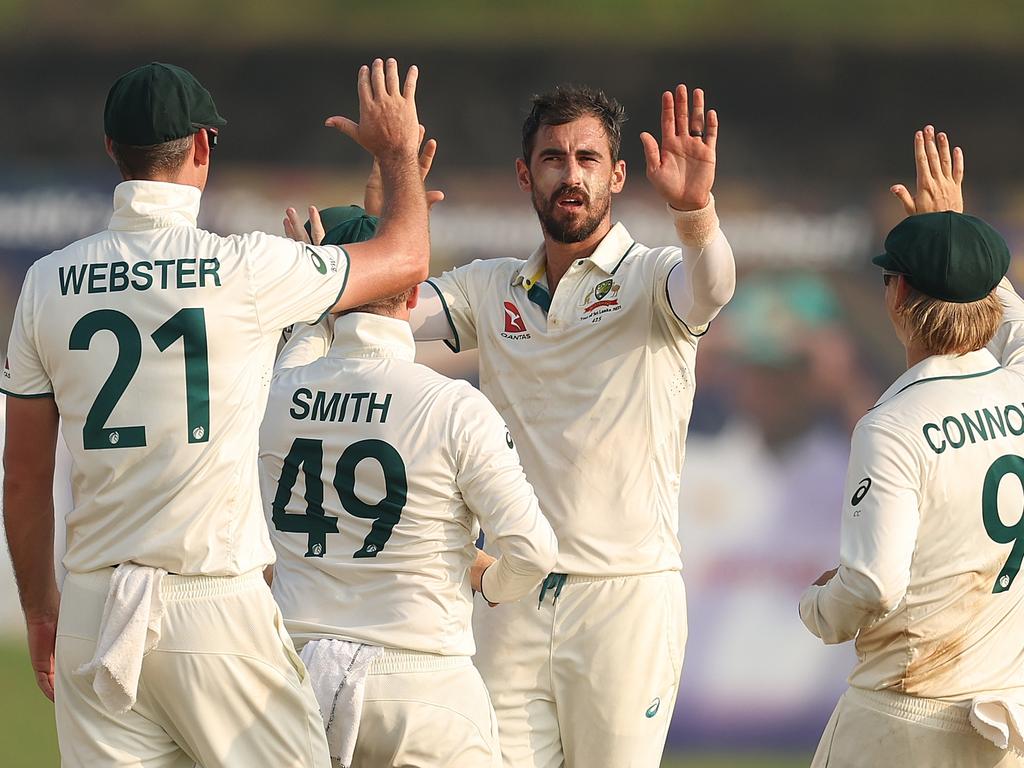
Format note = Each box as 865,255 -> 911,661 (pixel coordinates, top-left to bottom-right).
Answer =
2,180 -> 349,576
801,280 -> 1024,700
260,313 -> 557,656
426,221 -> 724,576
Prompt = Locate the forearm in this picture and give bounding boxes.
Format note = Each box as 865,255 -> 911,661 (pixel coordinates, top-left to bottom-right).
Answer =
668,196 -> 736,328
331,153 -> 429,311
480,523 -> 558,605
987,278 -> 1024,369
799,565 -> 903,644
3,397 -> 61,621
470,474 -> 558,603
3,476 -> 58,621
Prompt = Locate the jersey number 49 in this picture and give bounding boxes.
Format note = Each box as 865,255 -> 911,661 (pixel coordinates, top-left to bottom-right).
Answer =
271,437 -> 408,559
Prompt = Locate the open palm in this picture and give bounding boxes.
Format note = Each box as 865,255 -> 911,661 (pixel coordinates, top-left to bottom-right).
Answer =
640,85 -> 718,211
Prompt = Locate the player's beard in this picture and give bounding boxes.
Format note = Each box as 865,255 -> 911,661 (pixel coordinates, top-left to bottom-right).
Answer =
532,182 -> 611,244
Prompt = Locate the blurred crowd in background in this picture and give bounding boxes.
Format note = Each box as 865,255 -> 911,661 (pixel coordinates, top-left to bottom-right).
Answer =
3,0 -> 1024,756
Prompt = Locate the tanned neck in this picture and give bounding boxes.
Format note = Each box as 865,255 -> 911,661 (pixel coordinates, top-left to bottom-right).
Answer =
905,343 -> 931,369
543,218 -> 613,294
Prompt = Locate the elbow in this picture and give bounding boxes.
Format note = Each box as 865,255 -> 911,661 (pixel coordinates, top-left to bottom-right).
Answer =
708,267 -> 736,310
403,240 -> 430,284
514,533 -> 559,578
537,535 -> 559,575
874,587 -> 905,615
854,573 -> 906,618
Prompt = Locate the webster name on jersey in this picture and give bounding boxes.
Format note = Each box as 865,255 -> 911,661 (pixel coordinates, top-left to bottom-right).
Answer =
57,258 -> 223,295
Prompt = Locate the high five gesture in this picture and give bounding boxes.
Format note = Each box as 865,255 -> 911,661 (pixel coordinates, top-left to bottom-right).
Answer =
640,85 -> 718,211
890,125 -> 964,215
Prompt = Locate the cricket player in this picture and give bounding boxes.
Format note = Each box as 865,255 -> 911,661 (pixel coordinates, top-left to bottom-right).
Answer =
800,127 -> 1024,767
2,58 -> 431,767
260,206 -> 558,768
410,84 -> 736,766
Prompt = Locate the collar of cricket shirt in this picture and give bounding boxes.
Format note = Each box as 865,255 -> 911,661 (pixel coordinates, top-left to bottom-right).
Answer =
511,221 -> 638,291
108,180 -> 202,232
328,312 -> 416,362
871,347 -> 1003,410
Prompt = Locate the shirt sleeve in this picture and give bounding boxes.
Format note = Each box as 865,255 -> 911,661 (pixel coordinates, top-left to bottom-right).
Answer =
449,384 -> 558,603
799,421 -> 922,644
414,261 -> 492,352
987,278 -> 1024,371
273,317 -> 333,375
2,265 -> 52,398
408,282 -> 458,344
244,232 -> 350,334
654,197 -> 736,338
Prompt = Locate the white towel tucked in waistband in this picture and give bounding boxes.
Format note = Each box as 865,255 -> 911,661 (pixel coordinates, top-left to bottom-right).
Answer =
74,563 -> 166,714
300,638 -> 383,767
970,696 -> 1024,754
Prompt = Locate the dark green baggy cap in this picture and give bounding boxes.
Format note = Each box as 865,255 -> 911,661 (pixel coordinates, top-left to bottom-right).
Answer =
104,62 -> 227,145
873,211 -> 1010,303
308,205 -> 379,246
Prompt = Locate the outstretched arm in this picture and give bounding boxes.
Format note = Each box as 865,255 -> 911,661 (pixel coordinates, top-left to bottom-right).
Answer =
888,127 -> 1024,367
321,58 -> 430,311
641,85 -> 734,329
364,127 -> 445,216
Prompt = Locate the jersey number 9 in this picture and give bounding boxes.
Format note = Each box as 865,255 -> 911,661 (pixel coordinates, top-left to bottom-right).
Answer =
983,454 -> 1024,594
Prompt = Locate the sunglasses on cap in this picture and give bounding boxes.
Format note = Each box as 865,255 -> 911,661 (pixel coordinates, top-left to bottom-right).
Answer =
882,270 -> 903,287
204,127 -> 219,149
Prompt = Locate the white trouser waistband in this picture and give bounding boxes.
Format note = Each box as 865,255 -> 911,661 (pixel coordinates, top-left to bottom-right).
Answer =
561,569 -> 678,585
848,687 -> 974,734
67,567 -> 267,602
370,648 -> 472,675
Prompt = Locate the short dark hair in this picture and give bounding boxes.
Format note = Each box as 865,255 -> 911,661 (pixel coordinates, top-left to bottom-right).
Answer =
109,135 -> 194,180
522,85 -> 626,164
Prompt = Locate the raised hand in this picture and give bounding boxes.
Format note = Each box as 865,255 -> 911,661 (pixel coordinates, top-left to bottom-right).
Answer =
365,127 -> 445,215
283,206 -> 324,245
891,125 -> 964,215
325,58 -> 420,162
640,84 -> 718,211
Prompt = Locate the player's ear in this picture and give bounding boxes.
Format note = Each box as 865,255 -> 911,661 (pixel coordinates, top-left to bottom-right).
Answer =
895,274 -> 911,307
104,135 -> 116,162
515,158 -> 531,192
611,159 -> 626,194
407,284 -> 420,310
193,129 -> 211,168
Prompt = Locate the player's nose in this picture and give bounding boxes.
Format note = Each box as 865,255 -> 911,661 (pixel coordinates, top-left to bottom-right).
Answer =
562,156 -> 583,185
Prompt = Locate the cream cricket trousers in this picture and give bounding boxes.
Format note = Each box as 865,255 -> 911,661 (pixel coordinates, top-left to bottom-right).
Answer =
473,570 -> 686,768
813,687 -> 1024,767
55,568 -> 330,768
343,650 -> 500,768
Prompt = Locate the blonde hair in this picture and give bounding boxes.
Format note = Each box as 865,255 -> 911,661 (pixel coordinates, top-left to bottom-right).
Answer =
897,285 -> 1003,356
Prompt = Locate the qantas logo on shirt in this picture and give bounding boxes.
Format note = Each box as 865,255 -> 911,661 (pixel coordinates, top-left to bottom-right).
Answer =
500,301 -> 531,340
504,302 -> 527,333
